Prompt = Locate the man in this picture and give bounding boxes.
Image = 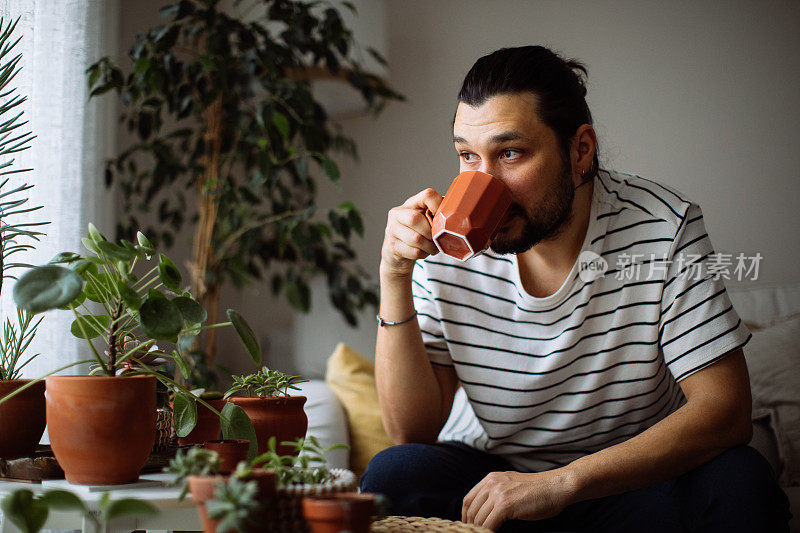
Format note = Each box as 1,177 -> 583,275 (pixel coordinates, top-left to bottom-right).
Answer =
360,46 -> 790,532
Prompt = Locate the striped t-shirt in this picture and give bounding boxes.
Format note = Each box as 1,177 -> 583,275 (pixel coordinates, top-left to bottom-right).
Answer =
412,169 -> 752,472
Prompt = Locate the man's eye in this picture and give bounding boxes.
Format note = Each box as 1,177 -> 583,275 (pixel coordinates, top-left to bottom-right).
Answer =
501,149 -> 521,160
460,152 -> 477,162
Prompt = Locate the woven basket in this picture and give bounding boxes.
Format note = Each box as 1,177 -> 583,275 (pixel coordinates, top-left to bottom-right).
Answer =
153,408 -> 173,451
371,516 -> 492,532
263,468 -> 357,532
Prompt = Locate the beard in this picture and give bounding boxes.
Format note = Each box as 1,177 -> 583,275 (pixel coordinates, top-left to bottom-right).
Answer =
489,158 -> 576,255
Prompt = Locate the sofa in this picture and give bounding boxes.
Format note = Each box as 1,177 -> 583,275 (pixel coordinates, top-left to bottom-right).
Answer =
297,281 -> 800,531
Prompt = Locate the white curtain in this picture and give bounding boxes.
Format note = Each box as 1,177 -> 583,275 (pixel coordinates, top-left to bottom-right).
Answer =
0,0 -> 118,378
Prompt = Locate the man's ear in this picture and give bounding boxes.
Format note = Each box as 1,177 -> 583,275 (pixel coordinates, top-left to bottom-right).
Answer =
572,124 -> 597,175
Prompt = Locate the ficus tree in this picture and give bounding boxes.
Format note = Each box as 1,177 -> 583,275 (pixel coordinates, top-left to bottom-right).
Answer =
85,0 -> 404,367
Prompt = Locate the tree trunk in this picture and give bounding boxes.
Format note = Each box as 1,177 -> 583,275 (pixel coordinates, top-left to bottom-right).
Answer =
190,96 -> 223,364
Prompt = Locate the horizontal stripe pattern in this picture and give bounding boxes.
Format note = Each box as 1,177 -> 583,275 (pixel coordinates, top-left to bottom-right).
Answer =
412,170 -> 749,473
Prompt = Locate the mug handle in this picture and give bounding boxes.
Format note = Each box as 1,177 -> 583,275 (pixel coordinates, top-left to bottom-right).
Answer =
424,209 -> 435,227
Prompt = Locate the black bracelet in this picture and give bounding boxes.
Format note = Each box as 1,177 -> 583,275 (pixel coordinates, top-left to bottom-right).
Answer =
376,311 -> 418,327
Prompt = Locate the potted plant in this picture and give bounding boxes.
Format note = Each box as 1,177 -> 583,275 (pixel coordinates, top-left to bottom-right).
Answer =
0,487 -> 158,533
173,389 -> 227,446
302,492 -> 379,533
0,17 -> 49,460
224,367 -> 309,456
253,435 -> 355,532
6,228 -> 261,485
85,0 -> 404,376
203,439 -> 250,474
165,446 -> 276,533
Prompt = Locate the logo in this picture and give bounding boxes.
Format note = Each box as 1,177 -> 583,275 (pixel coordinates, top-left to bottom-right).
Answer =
577,250 -> 607,282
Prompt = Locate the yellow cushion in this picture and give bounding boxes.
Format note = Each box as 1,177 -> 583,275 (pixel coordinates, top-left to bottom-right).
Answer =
325,343 -> 395,476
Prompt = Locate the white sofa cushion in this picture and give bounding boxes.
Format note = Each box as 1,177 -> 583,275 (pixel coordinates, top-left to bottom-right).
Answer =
296,379 -> 350,470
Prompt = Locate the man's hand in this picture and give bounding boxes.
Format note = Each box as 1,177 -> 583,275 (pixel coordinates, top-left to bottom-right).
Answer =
462,470 -> 576,531
380,188 -> 442,280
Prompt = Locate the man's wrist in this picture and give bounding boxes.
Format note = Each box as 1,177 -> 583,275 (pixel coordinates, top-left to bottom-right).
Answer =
555,463 -> 585,506
379,262 -> 414,285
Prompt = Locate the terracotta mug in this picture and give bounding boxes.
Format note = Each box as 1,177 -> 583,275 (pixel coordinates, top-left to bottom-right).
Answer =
427,170 -> 513,261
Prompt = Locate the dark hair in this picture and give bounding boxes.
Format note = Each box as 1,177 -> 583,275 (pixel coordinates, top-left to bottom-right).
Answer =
457,46 -> 599,183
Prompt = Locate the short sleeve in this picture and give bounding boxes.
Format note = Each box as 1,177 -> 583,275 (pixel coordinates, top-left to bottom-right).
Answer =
412,261 -> 453,367
659,203 -> 752,382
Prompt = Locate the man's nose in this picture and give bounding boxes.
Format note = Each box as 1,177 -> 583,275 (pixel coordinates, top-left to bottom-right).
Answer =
478,161 -> 501,178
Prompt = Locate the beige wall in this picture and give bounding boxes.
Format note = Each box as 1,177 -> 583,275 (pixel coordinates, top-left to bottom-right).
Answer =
118,1 -> 800,379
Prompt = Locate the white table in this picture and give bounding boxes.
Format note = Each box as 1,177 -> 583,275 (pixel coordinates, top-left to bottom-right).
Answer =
0,473 -> 201,533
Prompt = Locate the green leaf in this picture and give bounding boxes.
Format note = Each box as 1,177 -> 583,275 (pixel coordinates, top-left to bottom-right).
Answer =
136,231 -> 155,257
117,281 -> 142,310
13,265 -> 84,314
286,281 -> 311,312
72,259 -> 98,278
134,57 -> 151,73
157,253 -> 182,292
226,309 -> 261,365
221,402 -> 258,461
88,65 -> 102,89
296,156 -> 308,180
39,490 -> 88,514
348,209 -> 364,237
172,392 -> 198,438
1,489 -> 49,533
139,292 -> 183,339
88,223 -> 105,243
84,272 -> 115,304
272,111 -> 290,140
322,158 -> 340,183
81,237 -> 100,255
103,498 -> 159,522
49,252 -> 81,264
58,291 -> 86,311
70,315 -> 111,339
172,296 -> 207,324
171,349 -> 191,380
97,241 -> 135,262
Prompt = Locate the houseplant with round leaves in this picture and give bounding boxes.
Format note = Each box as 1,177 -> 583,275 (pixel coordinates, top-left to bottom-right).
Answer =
6,226 -> 261,484
224,367 -> 309,456
0,487 -> 158,533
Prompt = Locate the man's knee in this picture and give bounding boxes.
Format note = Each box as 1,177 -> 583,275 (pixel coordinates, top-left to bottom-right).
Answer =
678,445 -> 791,531
360,443 -> 440,493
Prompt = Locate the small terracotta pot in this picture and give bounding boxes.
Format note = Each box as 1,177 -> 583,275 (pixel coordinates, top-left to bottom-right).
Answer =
175,398 -> 226,446
0,380 -> 46,459
302,492 -> 376,533
227,396 -> 308,456
203,439 -> 249,474
45,374 -> 156,485
189,468 -> 277,533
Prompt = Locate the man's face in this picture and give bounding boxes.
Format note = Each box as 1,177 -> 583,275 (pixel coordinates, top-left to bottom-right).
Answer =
453,92 -> 576,255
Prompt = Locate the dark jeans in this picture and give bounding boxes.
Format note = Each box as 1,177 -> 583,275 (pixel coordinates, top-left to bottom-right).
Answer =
360,442 -> 792,532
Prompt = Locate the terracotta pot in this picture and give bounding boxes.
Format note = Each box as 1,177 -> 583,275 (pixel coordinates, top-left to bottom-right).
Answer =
203,439 -> 249,474
227,396 -> 308,456
45,374 -> 156,485
189,468 -> 277,533
0,380 -> 46,459
302,492 -> 376,533
175,398 -> 226,446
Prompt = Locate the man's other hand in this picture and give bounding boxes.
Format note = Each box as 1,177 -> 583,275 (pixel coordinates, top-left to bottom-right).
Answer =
462,469 -> 577,531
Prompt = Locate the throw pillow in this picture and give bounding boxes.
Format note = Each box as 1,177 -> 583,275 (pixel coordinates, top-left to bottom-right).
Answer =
744,313 -> 800,486
325,343 -> 395,476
